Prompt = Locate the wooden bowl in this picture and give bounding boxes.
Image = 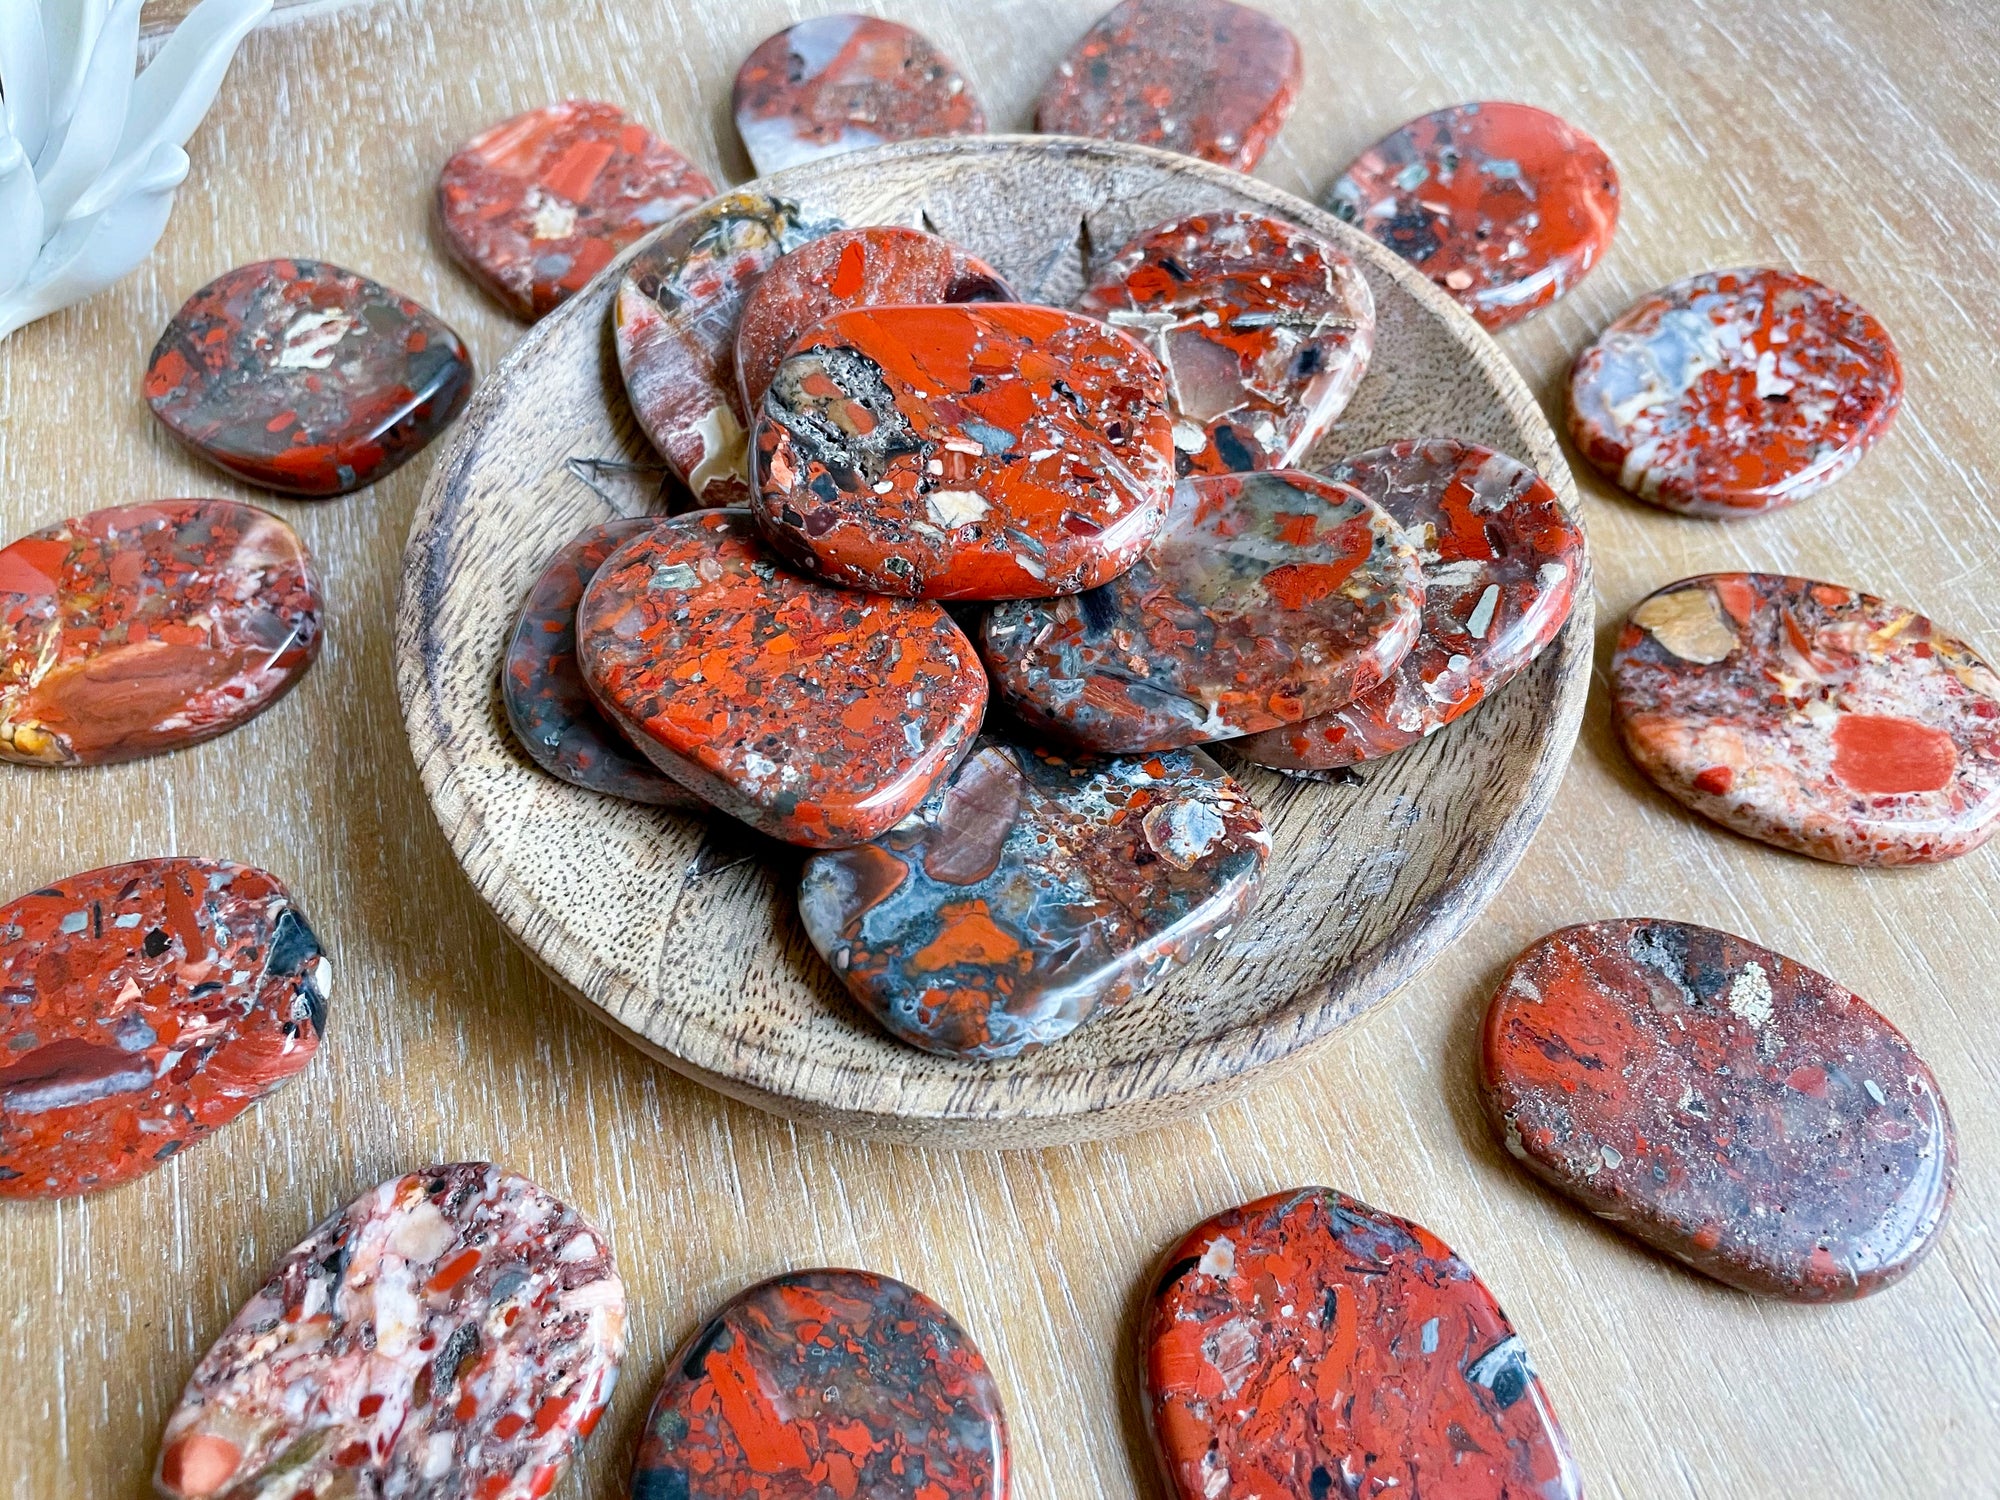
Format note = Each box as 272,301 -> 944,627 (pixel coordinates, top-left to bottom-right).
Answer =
395,136 -> 1591,1148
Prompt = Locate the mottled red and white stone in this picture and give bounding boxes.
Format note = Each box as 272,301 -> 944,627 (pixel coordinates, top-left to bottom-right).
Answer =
1238,441 -> 1582,771
1569,268 -> 1904,517
438,100 -> 717,320
1077,211 -> 1374,476
615,192 -> 842,508
1612,573 -> 2000,864
156,1162 -> 626,1500
1483,920 -> 1956,1301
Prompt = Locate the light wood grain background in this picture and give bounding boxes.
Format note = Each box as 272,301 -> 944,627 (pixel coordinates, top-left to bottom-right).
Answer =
5,1 -> 1997,1495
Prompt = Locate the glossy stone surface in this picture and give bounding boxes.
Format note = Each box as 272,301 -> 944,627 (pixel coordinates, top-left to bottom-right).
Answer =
146,259 -> 474,497
503,518 -> 705,808
0,859 -> 327,1200
576,511 -> 986,848
156,1162 -> 626,1500
1612,573 -> 2000,864
616,193 -> 842,508
0,501 -> 321,767
1036,0 -> 1302,172
630,1268 -> 1006,1500
754,303 -> 1175,600
800,741 -> 1269,1059
1238,441 -> 1582,771
1568,268 -> 1903,517
1144,1188 -> 1580,1500
736,225 -> 1014,412
733,15 -> 987,176
1077,211 -> 1373,476
1331,101 -> 1619,330
438,100 -> 717,320
984,471 -> 1423,752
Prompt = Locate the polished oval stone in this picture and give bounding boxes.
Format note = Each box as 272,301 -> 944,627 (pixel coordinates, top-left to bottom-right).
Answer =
1077,211 -> 1374,476
631,1268 -> 1005,1500
1238,441 -> 1582,771
1036,0 -> 1302,172
736,225 -> 1014,413
984,470 -> 1423,752
1330,101 -> 1619,331
733,14 -> 987,176
1144,1188 -> 1580,1500
1483,920 -> 1956,1301
615,192 -> 843,509
0,859 -> 328,1199
503,518 -> 705,809
438,99 -> 717,320
1568,268 -> 1903,517
576,511 -> 986,848
753,303 -> 1175,600
146,259 -> 474,497
156,1162 -> 625,1500
0,500 -> 321,766
800,741 -> 1268,1059
1612,572 -> 2000,864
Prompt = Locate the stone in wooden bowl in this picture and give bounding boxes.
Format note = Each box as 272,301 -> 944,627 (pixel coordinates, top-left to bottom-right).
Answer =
395,136 -> 1591,1148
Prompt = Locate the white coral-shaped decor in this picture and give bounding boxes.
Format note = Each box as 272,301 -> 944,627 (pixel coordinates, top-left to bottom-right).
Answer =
0,0 -> 269,340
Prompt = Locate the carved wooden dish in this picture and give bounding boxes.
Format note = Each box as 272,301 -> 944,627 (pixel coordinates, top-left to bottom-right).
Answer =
396,136 -> 1591,1148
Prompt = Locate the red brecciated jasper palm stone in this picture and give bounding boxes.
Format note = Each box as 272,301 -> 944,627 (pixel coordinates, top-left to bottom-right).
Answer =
156,1162 -> 626,1500
616,193 -> 842,508
754,303 -> 1175,599
736,226 -> 1014,413
1144,1188 -> 1580,1500
576,511 -> 986,848
630,1268 -> 1007,1500
1077,211 -> 1374,476
799,741 -> 1269,1059
146,259 -> 473,497
502,518 -> 704,809
0,500 -> 321,767
1483,921 -> 1955,1302
1037,0 -> 1302,172
733,15 -> 987,176
1330,101 -> 1619,331
438,100 -> 717,320
0,859 -> 328,1200
1569,268 -> 1904,517
1612,572 -> 2000,864
984,471 -> 1423,753
1239,441 -> 1583,771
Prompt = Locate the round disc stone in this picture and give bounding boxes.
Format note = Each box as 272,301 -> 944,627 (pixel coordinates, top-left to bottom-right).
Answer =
156,1162 -> 625,1500
1036,0 -> 1302,172
146,259 -> 473,497
1568,267 -> 1903,516
631,1267 -> 1007,1500
1330,101 -> 1619,330
1483,920 -> 1957,1301
1238,441 -> 1583,771
1143,1187 -> 1581,1500
736,225 -> 1013,412
733,14 -> 987,176
438,100 -> 717,320
576,511 -> 986,848
615,192 -> 843,509
1077,210 -> 1374,476
799,740 -> 1269,1059
0,859 -> 327,1199
983,470 -> 1424,753
0,500 -> 321,766
1612,572 -> 2000,864
753,303 -> 1175,600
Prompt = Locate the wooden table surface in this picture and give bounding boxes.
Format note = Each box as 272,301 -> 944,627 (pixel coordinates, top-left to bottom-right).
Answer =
7,1 -> 1998,1494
